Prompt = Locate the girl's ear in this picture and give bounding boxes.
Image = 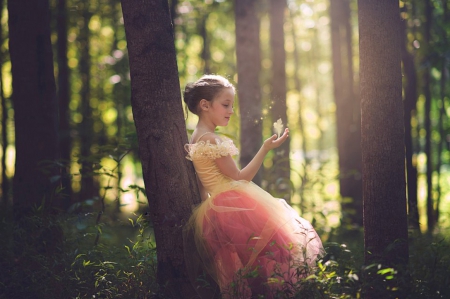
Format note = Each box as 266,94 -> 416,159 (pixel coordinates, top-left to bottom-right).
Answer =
199,99 -> 209,111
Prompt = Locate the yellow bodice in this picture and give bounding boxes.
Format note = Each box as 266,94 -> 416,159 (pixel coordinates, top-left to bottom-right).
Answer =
185,138 -> 239,195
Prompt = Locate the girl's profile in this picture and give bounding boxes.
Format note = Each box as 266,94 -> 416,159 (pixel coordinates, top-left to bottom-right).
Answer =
183,74 -> 324,298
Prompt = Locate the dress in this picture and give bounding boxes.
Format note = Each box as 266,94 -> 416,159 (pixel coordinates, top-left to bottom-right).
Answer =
183,135 -> 324,298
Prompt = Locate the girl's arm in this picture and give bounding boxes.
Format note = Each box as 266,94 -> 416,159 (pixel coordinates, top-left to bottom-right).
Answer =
215,128 -> 289,181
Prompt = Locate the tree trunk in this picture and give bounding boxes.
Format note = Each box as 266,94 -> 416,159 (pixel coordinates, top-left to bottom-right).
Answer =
78,7 -> 97,202
0,0 -> 9,207
436,0 -> 448,226
269,0 -> 290,201
235,0 -> 263,186
8,0 -> 60,210
358,0 -> 409,295
121,0 -> 204,297
424,0 -> 434,233
288,7 -> 307,160
400,5 -> 420,231
330,0 -> 363,227
57,0 -> 72,210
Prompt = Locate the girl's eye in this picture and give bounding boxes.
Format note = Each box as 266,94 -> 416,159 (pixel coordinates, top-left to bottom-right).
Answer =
223,104 -> 229,107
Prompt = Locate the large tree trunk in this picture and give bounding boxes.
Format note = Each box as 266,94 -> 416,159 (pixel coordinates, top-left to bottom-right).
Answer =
57,0 -> 72,210
8,0 -> 60,210
400,5 -> 420,231
358,1 -> 409,296
235,0 -> 263,186
269,0 -> 290,201
330,0 -> 363,228
121,0 -> 204,297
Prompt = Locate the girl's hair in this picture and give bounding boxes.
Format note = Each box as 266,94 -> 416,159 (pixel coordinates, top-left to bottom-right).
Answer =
183,74 -> 235,115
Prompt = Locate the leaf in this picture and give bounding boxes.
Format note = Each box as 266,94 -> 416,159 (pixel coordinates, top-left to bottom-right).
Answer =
273,118 -> 283,138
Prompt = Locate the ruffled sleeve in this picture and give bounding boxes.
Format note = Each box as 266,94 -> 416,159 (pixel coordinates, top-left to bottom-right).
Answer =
185,138 -> 239,161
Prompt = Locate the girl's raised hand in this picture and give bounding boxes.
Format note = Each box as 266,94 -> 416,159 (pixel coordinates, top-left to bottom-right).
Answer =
263,128 -> 289,151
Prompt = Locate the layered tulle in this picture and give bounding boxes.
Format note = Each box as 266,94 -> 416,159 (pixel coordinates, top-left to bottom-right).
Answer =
184,137 -> 324,298
183,180 -> 324,298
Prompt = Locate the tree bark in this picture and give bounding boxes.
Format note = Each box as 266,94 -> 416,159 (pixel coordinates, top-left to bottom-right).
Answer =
121,0 -> 203,297
8,0 -> 60,210
235,0 -> 263,186
400,6 -> 420,231
330,0 -> 363,227
269,0 -> 290,201
358,0 -> 409,294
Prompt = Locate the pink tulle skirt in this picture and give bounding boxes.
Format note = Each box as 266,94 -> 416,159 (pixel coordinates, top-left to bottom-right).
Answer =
183,181 -> 324,298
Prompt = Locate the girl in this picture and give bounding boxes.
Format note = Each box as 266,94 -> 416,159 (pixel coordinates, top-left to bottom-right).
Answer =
183,75 -> 324,298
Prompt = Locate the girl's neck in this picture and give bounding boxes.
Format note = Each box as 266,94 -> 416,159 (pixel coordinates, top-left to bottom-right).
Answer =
196,120 -> 216,134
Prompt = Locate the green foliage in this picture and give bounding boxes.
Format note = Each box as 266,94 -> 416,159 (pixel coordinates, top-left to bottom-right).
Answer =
0,207 -> 159,299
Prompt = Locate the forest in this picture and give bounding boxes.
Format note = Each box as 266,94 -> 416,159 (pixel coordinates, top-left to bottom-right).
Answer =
1,0 -> 449,298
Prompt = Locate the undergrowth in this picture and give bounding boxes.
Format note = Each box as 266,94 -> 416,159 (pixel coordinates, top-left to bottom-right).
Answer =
1,208 -> 450,298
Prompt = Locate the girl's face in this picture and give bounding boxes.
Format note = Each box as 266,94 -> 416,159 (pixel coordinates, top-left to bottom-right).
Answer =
204,87 -> 235,127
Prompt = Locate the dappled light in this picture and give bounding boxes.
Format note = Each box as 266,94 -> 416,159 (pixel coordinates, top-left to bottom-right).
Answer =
1,0 -> 450,298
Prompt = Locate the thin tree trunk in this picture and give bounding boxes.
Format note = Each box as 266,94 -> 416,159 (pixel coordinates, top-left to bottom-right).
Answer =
424,0 -> 434,233
358,1 -> 409,296
57,0 -> 72,209
121,0 -> 208,297
269,0 -> 290,201
200,13 -> 211,74
235,0 -> 263,186
330,0 -> 363,227
288,8 -> 306,158
8,0 -> 60,210
401,5 -> 420,230
78,7 -> 97,202
0,0 -> 8,207
436,0 -> 448,225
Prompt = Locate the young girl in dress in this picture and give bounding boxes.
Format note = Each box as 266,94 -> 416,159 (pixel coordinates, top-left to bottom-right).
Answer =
183,74 -> 324,298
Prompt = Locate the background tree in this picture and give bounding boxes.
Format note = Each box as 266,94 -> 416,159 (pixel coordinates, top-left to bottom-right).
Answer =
57,0 -> 72,209
0,0 -> 8,207
358,0 -> 409,294
400,3 -> 420,230
8,0 -> 60,211
235,0 -> 263,186
330,0 -> 363,228
423,0 -> 434,233
121,0 -> 205,296
269,0 -> 290,201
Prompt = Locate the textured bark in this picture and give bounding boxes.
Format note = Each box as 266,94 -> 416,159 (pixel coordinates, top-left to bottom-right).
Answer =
8,0 -> 60,209
358,0 -> 408,273
400,7 -> 420,230
121,0 -> 202,296
330,0 -> 363,227
235,0 -> 263,186
269,0 -> 290,201
57,0 -> 72,209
